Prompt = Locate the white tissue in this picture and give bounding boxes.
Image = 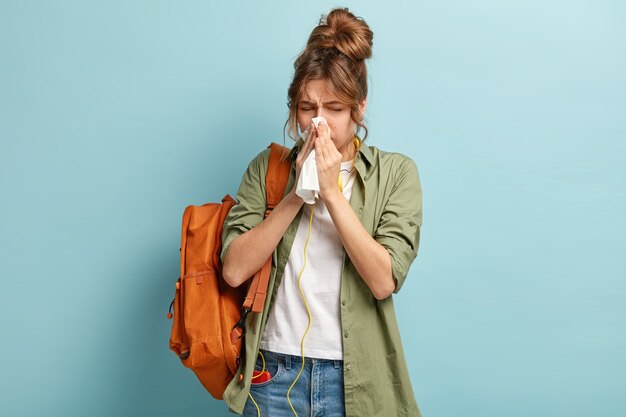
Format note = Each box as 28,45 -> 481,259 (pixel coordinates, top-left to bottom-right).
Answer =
295,116 -> 332,204
296,149 -> 319,204
295,117 -> 326,204
312,116 -> 326,127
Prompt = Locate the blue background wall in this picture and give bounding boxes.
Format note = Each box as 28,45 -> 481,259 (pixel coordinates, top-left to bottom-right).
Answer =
1,1 -> 624,416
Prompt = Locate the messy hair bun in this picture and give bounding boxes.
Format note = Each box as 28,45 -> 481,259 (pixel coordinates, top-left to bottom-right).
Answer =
305,8 -> 373,62
284,8 -> 374,144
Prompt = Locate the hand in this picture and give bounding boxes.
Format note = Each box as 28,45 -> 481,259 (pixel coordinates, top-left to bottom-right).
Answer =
313,120 -> 342,200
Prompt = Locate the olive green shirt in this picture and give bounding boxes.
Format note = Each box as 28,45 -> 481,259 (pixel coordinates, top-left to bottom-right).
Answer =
220,142 -> 423,416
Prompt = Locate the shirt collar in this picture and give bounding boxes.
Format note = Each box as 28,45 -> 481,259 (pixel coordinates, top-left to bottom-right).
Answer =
356,140 -> 374,166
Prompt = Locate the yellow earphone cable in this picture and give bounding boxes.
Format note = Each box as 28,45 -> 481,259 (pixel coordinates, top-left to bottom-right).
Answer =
247,205 -> 315,417
247,136 -> 360,417
286,202 -> 315,416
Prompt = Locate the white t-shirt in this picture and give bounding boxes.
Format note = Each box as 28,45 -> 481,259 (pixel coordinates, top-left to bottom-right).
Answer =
259,158 -> 356,360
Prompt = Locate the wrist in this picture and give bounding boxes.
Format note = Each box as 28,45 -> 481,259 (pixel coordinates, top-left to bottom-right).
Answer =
285,190 -> 304,208
321,187 -> 344,206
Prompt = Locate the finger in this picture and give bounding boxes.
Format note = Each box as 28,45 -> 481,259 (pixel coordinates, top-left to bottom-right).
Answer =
319,134 -> 339,169
320,121 -> 335,148
309,126 -> 317,147
301,130 -> 313,156
300,125 -> 315,157
319,126 -> 333,153
317,120 -> 329,140
319,125 -> 334,154
312,134 -> 320,159
304,126 -> 317,155
315,135 -> 329,168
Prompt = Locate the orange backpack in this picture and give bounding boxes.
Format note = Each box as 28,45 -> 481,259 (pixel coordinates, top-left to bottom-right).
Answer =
167,142 -> 291,399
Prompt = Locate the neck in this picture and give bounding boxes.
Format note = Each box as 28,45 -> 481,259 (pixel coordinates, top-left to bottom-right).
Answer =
340,137 -> 358,162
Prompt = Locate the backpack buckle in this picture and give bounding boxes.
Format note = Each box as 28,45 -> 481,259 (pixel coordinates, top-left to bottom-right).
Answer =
231,307 -> 250,342
236,307 -> 250,329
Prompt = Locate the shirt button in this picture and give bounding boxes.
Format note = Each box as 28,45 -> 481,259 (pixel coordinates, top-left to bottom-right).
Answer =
344,331 -> 349,339
341,300 -> 347,306
346,364 -> 352,371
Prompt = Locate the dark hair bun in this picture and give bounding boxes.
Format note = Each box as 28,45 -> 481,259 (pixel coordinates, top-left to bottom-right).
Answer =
307,7 -> 373,62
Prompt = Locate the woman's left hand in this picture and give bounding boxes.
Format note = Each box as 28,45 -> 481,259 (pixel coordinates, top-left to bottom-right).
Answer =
313,120 -> 342,200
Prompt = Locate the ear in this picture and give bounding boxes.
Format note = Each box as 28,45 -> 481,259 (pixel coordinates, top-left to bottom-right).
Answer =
358,98 -> 367,120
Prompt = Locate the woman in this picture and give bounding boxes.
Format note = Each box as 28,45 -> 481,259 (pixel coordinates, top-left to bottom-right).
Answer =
220,7 -> 423,417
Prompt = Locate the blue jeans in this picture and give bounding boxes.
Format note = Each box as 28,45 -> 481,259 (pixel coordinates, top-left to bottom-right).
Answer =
242,349 -> 346,417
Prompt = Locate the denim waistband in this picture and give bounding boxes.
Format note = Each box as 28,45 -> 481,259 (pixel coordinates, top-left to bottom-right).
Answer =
259,349 -> 343,370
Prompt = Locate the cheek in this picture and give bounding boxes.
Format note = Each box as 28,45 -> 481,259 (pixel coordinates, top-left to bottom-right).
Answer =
296,112 -> 314,130
329,115 -> 352,136
297,114 -> 312,131
339,112 -> 354,128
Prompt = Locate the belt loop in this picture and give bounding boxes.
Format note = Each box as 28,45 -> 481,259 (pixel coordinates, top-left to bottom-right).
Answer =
284,353 -> 292,370
333,359 -> 341,369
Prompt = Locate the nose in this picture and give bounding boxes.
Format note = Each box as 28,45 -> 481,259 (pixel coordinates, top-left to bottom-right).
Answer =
315,108 -> 329,121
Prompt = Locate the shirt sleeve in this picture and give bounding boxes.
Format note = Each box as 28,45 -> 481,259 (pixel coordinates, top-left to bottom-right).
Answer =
220,148 -> 270,265
373,157 -> 422,294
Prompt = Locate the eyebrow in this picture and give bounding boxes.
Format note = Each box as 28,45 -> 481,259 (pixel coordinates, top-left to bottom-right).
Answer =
299,100 -> 344,106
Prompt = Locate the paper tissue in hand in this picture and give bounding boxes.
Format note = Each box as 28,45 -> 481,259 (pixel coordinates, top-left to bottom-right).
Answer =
296,116 -> 327,204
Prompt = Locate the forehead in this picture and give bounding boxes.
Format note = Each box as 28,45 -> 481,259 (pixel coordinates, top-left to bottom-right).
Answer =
300,79 -> 339,102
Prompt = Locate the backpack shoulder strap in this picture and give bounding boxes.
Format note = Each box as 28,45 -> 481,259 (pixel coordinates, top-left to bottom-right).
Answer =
241,142 -> 292,314
265,142 -> 291,215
